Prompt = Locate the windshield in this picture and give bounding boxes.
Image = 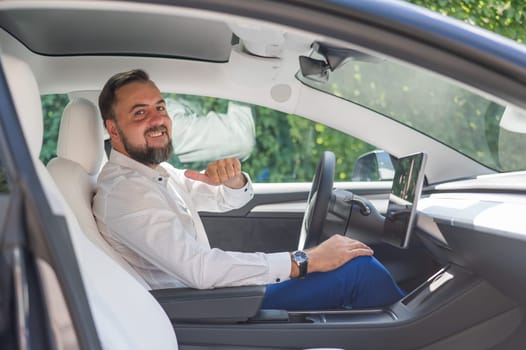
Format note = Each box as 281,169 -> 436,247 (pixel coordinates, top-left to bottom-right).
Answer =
298,52 -> 526,173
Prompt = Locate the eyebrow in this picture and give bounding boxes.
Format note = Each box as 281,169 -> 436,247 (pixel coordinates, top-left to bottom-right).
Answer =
129,99 -> 166,113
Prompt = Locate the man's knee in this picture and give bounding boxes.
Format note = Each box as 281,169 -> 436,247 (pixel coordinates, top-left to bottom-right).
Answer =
343,255 -> 379,270
342,256 -> 393,281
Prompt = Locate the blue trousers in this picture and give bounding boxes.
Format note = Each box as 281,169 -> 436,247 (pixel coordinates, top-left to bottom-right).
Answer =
262,256 -> 405,310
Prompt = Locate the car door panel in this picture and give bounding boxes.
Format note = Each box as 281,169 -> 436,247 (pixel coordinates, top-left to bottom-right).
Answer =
201,181 -> 438,291
202,189 -> 306,253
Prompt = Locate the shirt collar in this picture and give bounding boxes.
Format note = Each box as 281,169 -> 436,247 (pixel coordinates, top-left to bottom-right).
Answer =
109,149 -> 170,183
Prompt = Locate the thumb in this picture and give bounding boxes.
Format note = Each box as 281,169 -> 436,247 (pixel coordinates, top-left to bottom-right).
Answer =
184,170 -> 211,184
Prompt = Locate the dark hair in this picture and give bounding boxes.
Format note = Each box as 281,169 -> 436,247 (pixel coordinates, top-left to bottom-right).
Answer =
98,69 -> 151,123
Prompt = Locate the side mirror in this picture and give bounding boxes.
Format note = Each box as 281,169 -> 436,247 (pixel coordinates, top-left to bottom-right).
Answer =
500,105 -> 526,133
498,105 -> 526,171
351,150 -> 394,181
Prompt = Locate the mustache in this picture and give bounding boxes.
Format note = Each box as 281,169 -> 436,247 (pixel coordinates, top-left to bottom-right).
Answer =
144,125 -> 169,136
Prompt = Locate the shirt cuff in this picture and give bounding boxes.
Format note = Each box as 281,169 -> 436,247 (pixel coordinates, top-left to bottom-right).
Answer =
265,252 -> 292,283
223,172 -> 254,198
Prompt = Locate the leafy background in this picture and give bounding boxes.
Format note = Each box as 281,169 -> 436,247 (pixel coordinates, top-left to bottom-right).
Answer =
37,0 -> 526,184
410,0 -> 526,43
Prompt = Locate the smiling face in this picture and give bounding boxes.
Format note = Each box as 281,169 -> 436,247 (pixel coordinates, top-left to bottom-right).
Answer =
106,81 -> 173,167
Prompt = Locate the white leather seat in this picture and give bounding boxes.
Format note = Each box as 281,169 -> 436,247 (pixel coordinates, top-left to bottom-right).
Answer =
47,97 -> 150,288
2,55 -> 178,350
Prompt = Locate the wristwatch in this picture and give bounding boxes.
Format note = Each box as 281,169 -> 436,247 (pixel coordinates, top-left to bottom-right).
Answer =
291,250 -> 309,278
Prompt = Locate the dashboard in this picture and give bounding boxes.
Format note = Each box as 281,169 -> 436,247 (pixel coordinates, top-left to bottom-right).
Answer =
416,171 -> 526,305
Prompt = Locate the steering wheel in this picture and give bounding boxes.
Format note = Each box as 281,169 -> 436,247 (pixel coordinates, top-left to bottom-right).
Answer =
298,151 -> 335,250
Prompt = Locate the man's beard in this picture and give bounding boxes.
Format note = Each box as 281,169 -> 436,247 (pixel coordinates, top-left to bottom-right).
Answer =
116,124 -> 173,165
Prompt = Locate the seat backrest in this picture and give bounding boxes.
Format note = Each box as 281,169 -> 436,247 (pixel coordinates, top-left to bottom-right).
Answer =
47,97 -> 150,288
1,54 -> 178,350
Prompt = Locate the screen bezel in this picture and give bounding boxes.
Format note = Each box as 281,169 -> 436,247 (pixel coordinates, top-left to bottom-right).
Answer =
383,152 -> 427,248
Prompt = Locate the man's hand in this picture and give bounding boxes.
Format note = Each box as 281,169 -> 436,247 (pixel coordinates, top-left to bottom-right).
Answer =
290,235 -> 373,278
184,157 -> 247,189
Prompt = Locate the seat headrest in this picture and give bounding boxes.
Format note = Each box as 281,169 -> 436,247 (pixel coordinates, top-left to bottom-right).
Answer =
1,55 -> 43,160
57,98 -> 105,175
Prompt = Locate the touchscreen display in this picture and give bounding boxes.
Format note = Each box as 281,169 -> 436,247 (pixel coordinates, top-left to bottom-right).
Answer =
383,152 -> 427,248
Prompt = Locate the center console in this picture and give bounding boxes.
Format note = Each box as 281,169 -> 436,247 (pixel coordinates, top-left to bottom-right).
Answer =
151,264 -> 520,349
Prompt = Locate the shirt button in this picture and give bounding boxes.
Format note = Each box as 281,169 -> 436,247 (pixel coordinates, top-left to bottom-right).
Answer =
158,177 -> 163,181
244,188 -> 247,192
275,278 -> 281,282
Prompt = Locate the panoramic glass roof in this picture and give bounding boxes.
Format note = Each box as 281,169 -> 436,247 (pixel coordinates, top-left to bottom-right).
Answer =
0,8 -> 232,61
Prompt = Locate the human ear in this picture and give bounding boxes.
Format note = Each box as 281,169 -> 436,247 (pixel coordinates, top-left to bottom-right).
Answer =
106,119 -> 120,139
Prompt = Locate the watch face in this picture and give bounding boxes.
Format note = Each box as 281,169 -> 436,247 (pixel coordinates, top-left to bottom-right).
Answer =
293,250 -> 308,263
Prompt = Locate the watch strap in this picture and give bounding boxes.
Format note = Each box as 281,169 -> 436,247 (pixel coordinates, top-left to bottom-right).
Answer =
292,250 -> 308,278
298,257 -> 308,278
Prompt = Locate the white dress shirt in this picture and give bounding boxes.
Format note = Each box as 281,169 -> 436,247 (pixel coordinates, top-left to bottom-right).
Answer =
93,150 -> 291,290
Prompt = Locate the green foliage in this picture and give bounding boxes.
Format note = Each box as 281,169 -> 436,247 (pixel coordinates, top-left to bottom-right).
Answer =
318,59 -> 508,170
165,93 -> 374,182
40,94 -> 69,164
239,109 -> 375,183
407,0 -> 526,43
403,0 -> 526,170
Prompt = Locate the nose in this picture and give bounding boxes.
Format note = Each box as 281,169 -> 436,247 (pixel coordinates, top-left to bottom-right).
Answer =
148,108 -> 165,126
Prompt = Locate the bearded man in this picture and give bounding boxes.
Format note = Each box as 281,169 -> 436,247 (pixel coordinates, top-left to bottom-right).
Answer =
92,69 -> 405,310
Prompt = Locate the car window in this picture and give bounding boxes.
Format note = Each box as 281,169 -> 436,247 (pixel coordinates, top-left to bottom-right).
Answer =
298,49 -> 526,172
164,94 -> 378,183
40,94 -> 69,165
40,93 -> 381,183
